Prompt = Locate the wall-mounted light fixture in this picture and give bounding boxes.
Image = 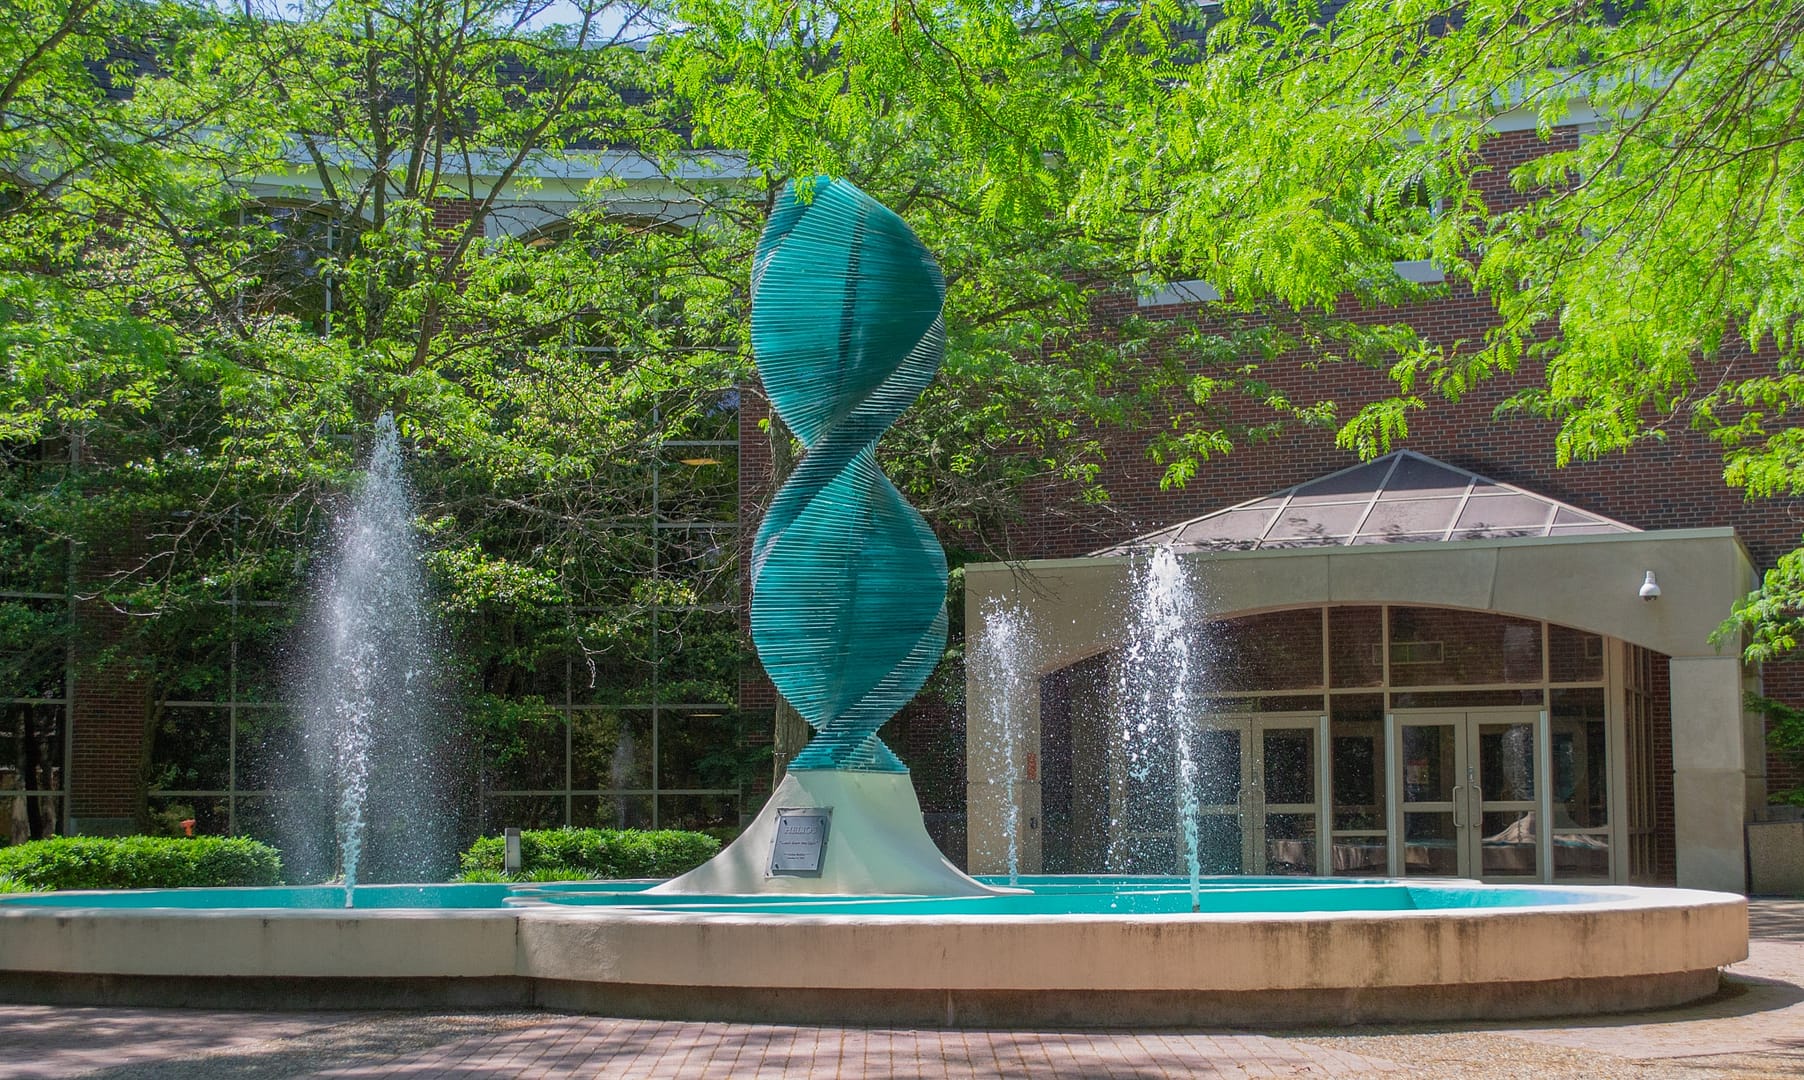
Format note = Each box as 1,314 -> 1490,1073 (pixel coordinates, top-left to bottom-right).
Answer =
1639,570 -> 1662,602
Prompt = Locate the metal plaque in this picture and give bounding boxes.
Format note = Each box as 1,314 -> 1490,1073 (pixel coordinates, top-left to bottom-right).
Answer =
768,807 -> 832,876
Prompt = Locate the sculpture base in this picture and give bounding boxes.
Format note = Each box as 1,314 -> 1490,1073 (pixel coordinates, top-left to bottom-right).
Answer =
651,770 -> 1010,896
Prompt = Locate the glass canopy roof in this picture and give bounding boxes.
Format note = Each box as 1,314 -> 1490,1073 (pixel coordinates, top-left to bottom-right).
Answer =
1098,450 -> 1635,554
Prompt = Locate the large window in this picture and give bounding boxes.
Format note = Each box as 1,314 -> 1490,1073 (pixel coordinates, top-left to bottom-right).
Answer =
1,439 -> 71,843
1050,604 -> 1629,881
140,385 -> 750,859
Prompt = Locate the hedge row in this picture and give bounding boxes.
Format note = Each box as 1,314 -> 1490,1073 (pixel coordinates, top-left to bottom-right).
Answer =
457,827 -> 719,881
0,836 -> 285,891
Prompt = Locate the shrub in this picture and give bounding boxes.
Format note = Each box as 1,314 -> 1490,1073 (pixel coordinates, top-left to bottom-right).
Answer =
0,836 -> 284,891
456,827 -> 718,881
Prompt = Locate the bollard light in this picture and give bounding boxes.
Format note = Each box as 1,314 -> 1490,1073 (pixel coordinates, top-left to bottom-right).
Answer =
504,827 -> 522,873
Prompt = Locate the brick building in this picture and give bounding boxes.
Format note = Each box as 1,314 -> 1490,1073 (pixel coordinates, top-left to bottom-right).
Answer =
937,126 -> 1798,895
8,95 -> 1796,896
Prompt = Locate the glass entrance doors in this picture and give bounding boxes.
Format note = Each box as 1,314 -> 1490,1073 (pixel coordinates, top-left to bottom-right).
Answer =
1392,710 -> 1547,881
1190,713 -> 1327,876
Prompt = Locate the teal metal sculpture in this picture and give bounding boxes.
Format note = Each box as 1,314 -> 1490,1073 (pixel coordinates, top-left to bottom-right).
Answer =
750,178 -> 948,773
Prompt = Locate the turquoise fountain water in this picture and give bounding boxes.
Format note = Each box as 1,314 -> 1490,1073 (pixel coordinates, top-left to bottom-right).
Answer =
0,877 -> 1632,914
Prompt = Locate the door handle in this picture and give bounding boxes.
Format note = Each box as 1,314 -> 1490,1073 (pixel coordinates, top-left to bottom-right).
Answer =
1471,784 -> 1483,827
1451,784 -> 1464,828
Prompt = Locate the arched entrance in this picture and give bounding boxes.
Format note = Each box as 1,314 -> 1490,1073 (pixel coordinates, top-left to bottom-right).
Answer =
1036,605 -> 1670,884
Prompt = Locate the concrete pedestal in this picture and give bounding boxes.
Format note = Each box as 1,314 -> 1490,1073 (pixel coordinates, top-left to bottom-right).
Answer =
652,770 -> 1008,896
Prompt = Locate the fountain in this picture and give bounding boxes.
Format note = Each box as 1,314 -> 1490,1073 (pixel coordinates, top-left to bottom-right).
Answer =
971,599 -> 1035,885
284,413 -> 455,899
0,181 -> 1748,1027
1114,547 -> 1205,910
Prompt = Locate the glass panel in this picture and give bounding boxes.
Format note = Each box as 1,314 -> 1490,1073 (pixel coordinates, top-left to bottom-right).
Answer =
0,703 -> 63,795
1477,722 -> 1536,802
157,614 -> 233,702
572,794 -> 654,830
480,794 -> 565,834
1328,607 -> 1382,687
1377,455 -> 1470,499
236,791 -> 333,884
148,706 -> 231,792
1264,813 -> 1315,875
1455,493 -> 1554,533
146,795 -> 229,837
1291,459 -> 1391,503
0,598 -> 67,697
1117,832 -> 1177,875
1549,624 -> 1604,683
234,707 -> 303,791
1329,837 -> 1388,876
1554,831 -> 1611,879
1391,689 -> 1543,709
1552,688 -> 1608,829
1,794 -> 62,843
570,709 -> 652,790
1206,609 -> 1324,691
657,446 -> 740,525
233,793 -> 296,848
1403,812 -> 1459,875
1201,695 -> 1325,713
0,509 -> 68,593
656,609 -> 742,704
1192,726 -> 1242,807
1264,501 -> 1367,541
658,794 -> 740,832
1401,724 -> 1456,803
658,709 -> 744,790
1349,532 -> 1445,546
477,705 -> 567,792
565,530 -> 656,608
1386,608 -> 1543,685
1176,508 -> 1275,547
1330,695 -> 1384,830
570,643 -> 656,707
1480,810 -> 1538,875
1196,813 -> 1243,874
659,525 -> 740,606
1261,727 -> 1314,805
1356,497 -> 1460,539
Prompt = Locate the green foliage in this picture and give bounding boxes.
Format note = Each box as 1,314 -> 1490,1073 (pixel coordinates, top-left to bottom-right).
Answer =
0,836 -> 284,890
456,827 -> 719,880
1740,691 -> 1804,805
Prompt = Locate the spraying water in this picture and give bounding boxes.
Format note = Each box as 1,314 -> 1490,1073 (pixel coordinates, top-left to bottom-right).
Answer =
1115,547 -> 1205,912
289,414 -> 453,903
973,600 -> 1035,885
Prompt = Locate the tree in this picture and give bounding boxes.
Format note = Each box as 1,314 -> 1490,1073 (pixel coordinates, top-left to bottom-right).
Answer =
653,0 -> 1804,795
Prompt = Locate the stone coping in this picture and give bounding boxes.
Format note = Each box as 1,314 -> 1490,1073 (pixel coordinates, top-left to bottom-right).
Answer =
0,885 -> 1747,1022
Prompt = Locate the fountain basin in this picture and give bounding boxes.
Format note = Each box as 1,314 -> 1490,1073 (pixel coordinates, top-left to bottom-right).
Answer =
0,879 -> 1745,1026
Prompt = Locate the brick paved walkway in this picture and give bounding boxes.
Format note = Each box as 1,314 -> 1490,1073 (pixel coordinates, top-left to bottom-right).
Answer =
3,899 -> 1800,1079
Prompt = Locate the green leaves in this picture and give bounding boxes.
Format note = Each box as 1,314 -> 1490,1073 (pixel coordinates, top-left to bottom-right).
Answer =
0,835 -> 285,889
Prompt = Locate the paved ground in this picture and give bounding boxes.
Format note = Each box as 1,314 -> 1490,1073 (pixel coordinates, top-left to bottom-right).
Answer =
4,899 -> 1801,1079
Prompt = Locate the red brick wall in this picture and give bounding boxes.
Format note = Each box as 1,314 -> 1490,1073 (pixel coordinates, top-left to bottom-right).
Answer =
68,596 -> 149,832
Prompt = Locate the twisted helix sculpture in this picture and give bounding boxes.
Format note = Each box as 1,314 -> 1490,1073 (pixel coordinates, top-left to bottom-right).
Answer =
750,178 -> 948,773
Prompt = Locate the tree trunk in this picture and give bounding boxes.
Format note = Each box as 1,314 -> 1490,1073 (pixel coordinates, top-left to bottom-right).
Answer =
772,698 -> 812,788
764,415 -> 813,789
